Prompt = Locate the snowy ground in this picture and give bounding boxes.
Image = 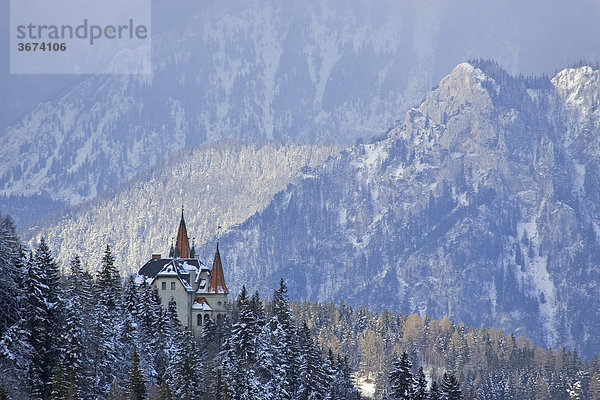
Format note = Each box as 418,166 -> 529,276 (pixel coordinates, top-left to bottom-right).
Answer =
354,374 -> 376,398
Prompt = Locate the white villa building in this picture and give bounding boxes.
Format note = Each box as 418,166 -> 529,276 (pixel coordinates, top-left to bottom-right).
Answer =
138,210 -> 229,337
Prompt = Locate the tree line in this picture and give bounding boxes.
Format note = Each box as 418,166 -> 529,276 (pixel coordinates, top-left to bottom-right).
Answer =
2,213 -> 600,399
0,215 -> 358,399
291,301 -> 600,399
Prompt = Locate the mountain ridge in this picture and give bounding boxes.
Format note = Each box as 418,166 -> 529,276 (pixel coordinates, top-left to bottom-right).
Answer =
5,0 -> 600,228
25,141 -> 339,274
202,62 -> 600,357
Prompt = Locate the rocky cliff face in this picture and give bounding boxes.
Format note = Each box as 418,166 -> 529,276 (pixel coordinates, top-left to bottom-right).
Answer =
210,62 -> 600,357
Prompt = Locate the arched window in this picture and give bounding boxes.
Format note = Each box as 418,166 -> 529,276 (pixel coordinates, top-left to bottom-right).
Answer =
204,314 -> 210,325
197,314 -> 202,326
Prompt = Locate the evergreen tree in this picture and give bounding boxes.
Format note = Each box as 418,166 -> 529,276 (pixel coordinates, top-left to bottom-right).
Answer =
168,329 -> 202,400
331,354 -> 360,400
128,349 -> 147,400
198,319 -> 224,400
0,215 -> 22,337
50,359 -> 68,400
297,322 -> 327,400
429,381 -> 441,400
568,380 -> 583,400
64,254 -> 95,395
589,372 -> 600,400
0,386 -> 9,400
220,329 -> 261,400
158,380 -> 173,400
61,259 -> 87,381
91,245 -> 124,395
123,275 -> 140,315
19,239 -> 66,398
65,367 -> 79,400
97,245 -> 122,307
413,366 -> 428,400
267,280 -> 299,399
231,293 -> 260,364
166,297 -> 181,331
389,352 -> 413,399
440,373 -> 462,400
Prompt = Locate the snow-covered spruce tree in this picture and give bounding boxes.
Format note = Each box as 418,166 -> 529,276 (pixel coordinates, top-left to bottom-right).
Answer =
0,309 -> 32,397
413,366 -> 428,400
231,288 -> 261,365
332,353 -> 360,400
128,349 -> 147,400
90,245 -> 124,395
0,215 -> 23,337
267,279 -> 300,399
440,373 -> 462,400
168,328 -> 202,399
297,322 -> 328,400
157,379 -> 173,400
22,239 -> 65,398
389,352 -> 413,400
120,275 -> 141,382
0,215 -> 27,397
123,275 -> 139,315
219,289 -> 262,400
199,318 -> 227,400
219,340 -> 261,400
0,239 -> 64,398
429,380 -> 441,400
49,359 -> 68,400
150,286 -> 171,384
135,281 -> 159,382
256,319 -> 288,399
249,290 -> 266,326
133,280 -> 171,385
60,255 -> 90,396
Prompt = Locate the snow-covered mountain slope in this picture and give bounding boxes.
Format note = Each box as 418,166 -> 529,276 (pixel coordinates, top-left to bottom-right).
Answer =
4,0 -> 600,229
0,1 -> 434,227
204,62 -> 600,358
25,142 -> 338,275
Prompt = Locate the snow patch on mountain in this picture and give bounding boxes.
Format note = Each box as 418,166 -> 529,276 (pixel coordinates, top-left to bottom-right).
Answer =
516,219 -> 558,348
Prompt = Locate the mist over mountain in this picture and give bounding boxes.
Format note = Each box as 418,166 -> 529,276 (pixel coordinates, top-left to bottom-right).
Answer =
2,0 -> 600,229
203,62 -> 600,358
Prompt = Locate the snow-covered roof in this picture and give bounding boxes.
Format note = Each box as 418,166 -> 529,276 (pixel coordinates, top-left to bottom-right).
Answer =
192,298 -> 212,311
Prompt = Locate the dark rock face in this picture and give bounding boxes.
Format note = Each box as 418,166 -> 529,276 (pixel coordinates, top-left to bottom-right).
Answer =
212,62 -> 600,358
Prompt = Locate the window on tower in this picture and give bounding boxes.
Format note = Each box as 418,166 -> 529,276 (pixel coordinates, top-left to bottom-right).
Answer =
197,314 -> 202,326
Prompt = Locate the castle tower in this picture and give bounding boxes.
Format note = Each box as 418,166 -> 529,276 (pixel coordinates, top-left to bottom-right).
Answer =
175,208 -> 190,258
208,243 -> 229,295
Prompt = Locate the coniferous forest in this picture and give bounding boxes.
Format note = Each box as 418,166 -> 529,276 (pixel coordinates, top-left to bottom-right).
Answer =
1,213 -> 600,400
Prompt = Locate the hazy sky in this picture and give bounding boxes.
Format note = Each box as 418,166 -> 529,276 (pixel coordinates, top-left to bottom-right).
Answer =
1,0 -> 599,128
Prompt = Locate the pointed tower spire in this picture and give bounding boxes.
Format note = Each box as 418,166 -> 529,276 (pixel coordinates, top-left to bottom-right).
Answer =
208,243 -> 229,294
169,238 -> 175,258
175,207 -> 190,258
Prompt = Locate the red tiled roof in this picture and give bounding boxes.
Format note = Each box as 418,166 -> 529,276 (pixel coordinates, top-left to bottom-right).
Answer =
175,210 -> 190,259
208,244 -> 229,294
